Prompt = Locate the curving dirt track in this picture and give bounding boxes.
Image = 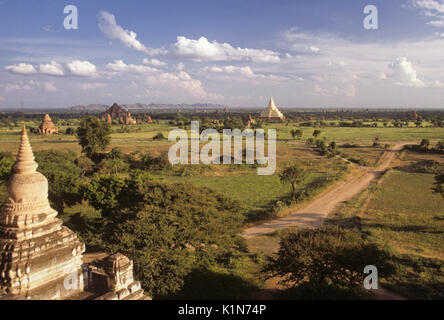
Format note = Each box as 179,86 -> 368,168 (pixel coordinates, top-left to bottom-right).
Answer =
242,142 -> 409,239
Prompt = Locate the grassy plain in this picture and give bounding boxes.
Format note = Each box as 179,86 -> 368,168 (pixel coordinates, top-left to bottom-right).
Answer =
328,150 -> 444,299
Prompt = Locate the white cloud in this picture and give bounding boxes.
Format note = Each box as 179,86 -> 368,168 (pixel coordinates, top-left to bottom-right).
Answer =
0,95 -> 3,101
202,65 -> 289,81
174,36 -> 280,63
98,11 -> 166,55
106,60 -> 158,74
66,60 -> 97,77
414,0 -> 444,13
5,63 -> 37,75
291,45 -> 320,54
6,61 -> 65,76
388,57 -> 425,88
413,0 -> 444,28
39,61 -> 64,76
145,71 -> 223,100
203,65 -> 256,78
142,58 -> 167,67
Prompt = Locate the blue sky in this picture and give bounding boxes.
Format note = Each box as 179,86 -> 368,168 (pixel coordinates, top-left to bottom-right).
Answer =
1,0 -> 444,108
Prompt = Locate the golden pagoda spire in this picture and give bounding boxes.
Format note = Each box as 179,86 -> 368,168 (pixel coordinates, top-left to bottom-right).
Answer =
13,125 -> 38,174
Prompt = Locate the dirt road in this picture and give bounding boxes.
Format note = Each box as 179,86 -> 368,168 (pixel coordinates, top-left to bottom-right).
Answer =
242,142 -> 408,239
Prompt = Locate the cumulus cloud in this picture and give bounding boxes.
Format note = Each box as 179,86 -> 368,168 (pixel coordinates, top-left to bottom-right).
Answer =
98,11 -> 166,55
203,65 -> 256,78
39,61 -> 64,76
142,58 -> 167,67
66,60 -> 97,77
5,63 -> 37,75
174,36 -> 280,63
106,60 -> 158,74
388,57 -> 425,87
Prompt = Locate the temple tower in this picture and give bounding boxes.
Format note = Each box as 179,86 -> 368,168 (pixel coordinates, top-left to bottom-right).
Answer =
260,97 -> 285,121
0,127 -> 85,299
38,114 -> 58,135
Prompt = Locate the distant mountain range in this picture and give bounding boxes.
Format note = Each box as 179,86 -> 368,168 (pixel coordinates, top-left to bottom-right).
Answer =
68,103 -> 227,111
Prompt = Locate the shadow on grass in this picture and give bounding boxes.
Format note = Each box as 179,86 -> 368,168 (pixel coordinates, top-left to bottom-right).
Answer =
382,254 -> 444,300
160,268 -> 259,300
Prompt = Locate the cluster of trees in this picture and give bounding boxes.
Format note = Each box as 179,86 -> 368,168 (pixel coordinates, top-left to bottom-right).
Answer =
302,130 -> 339,158
78,172 -> 246,297
170,114 -> 263,132
404,139 -> 444,153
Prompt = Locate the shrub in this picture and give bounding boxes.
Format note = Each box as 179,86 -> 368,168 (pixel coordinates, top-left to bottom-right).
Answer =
152,132 -> 165,140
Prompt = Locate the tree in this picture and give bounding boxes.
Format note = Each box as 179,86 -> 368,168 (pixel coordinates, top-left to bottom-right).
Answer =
34,150 -> 83,213
313,130 -> 321,138
0,152 -> 14,181
264,226 -> 390,299
420,139 -> 430,151
65,127 -> 75,135
373,137 -> 381,148
291,129 -> 303,140
75,156 -> 95,177
81,174 -> 127,218
435,140 -> 444,152
152,132 -> 165,140
76,116 -> 111,158
279,165 -> 307,201
433,172 -> 444,199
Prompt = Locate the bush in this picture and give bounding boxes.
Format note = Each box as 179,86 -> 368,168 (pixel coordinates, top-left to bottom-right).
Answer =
142,153 -> 171,171
152,132 -> 165,140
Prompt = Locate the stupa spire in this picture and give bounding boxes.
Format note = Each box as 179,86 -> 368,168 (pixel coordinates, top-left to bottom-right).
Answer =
268,96 -> 276,109
13,125 -> 38,174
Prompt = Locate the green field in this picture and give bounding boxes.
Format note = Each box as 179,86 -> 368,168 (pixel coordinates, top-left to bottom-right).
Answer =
263,123 -> 444,142
329,166 -> 444,299
1,121 -> 443,155
161,172 -> 329,222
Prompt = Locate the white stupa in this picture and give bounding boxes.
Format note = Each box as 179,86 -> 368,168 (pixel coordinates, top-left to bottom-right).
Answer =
260,97 -> 285,121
